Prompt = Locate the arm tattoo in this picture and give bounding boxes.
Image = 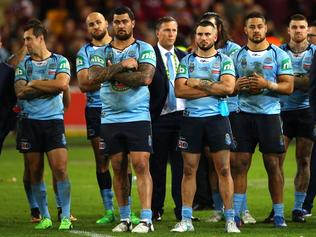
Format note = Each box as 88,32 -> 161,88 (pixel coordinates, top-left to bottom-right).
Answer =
113,63 -> 155,87
15,80 -> 45,100
197,79 -> 216,93
89,63 -> 124,84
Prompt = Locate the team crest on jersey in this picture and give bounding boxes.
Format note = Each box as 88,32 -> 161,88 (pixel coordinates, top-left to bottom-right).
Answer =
263,57 -> 273,64
225,133 -> 232,145
189,62 -> 195,72
240,56 -> 247,69
128,50 -> 136,58
26,65 -> 33,77
110,81 -> 130,92
178,137 -> 188,149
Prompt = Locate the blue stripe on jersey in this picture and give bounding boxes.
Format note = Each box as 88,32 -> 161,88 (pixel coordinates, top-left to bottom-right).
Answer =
176,52 -> 235,117
234,44 -> 293,115
89,40 -> 156,123
280,43 -> 316,111
76,43 -> 104,107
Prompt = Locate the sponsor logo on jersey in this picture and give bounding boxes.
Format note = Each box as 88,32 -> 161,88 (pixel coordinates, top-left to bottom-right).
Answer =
140,50 -> 156,62
91,55 -> 105,65
178,64 -> 187,74
59,59 -> 70,70
110,81 -> 130,92
15,67 -> 24,76
223,61 -> 234,71
241,56 -> 247,69
76,56 -> 84,67
99,141 -> 106,150
263,65 -> 273,70
281,58 -> 292,70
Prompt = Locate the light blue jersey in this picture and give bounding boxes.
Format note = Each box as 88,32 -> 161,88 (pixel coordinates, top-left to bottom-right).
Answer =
90,40 -> 156,124
280,43 -> 316,111
218,40 -> 241,112
76,43 -> 103,107
176,52 -> 235,117
234,44 -> 293,115
15,54 -> 70,120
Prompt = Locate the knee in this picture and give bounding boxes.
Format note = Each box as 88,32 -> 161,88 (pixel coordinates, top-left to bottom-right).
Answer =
183,165 -> 196,177
298,157 -> 310,170
265,160 -> 280,176
231,158 -> 249,175
133,160 -> 149,175
218,166 -> 230,178
53,166 -> 68,180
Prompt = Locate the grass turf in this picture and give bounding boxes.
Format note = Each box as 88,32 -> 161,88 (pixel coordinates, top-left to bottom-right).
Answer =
0,135 -> 316,236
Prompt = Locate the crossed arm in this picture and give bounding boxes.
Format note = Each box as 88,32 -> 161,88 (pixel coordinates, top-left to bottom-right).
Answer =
15,73 -> 70,100
89,58 -> 155,87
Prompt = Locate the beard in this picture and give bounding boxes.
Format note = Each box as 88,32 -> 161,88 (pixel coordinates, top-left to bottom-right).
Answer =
197,42 -> 214,51
249,35 -> 265,44
115,30 -> 133,40
92,31 -> 106,41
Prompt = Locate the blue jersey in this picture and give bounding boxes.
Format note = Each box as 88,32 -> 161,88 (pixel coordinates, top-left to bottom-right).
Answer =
76,43 -> 103,107
90,40 -> 156,124
15,54 -> 70,120
234,44 -> 293,114
218,40 -> 241,112
280,43 -> 316,111
176,52 -> 235,117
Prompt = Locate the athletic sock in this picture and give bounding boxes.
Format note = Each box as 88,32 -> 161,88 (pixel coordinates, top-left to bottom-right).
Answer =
273,203 -> 284,217
233,193 -> 245,217
31,182 -> 50,219
212,192 -> 223,211
241,193 -> 248,213
24,180 -> 38,209
182,206 -> 192,222
294,191 -> 306,211
100,189 -> 114,211
56,180 -> 71,219
140,209 -> 152,224
224,208 -> 235,222
119,205 -> 131,220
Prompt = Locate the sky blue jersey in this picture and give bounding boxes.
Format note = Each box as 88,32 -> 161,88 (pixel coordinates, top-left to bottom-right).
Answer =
218,40 -> 241,112
234,44 -> 293,115
280,43 -> 316,111
89,40 -> 156,124
176,52 -> 235,117
76,43 -> 105,107
15,54 -> 70,120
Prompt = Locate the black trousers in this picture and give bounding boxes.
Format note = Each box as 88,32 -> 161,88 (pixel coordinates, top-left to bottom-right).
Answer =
150,111 -> 183,219
303,144 -> 316,211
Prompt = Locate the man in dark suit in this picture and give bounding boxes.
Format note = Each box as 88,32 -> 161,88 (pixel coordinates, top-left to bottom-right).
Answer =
149,16 -> 186,221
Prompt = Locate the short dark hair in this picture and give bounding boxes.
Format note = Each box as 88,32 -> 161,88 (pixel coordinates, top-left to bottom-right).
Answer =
195,21 -> 216,34
156,16 -> 177,31
199,12 -> 229,49
111,6 -> 135,21
244,12 -> 267,25
24,19 -> 47,40
290,14 -> 307,23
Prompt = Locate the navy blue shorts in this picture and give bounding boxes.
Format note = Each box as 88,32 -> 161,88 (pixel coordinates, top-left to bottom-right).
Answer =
233,112 -> 285,154
16,118 -> 67,153
99,121 -> 153,156
281,108 -> 315,140
178,115 -> 233,153
85,107 -> 101,139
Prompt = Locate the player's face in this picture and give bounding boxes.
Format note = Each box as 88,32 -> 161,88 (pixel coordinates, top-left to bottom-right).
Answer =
24,29 -> 42,55
112,13 -> 135,40
308,26 -> 316,44
87,14 -> 108,41
195,25 -> 217,51
288,20 -> 308,43
245,18 -> 267,44
156,21 -> 177,50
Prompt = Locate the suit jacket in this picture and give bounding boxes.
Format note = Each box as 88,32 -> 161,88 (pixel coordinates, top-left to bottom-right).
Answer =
309,54 -> 316,122
149,45 -> 186,121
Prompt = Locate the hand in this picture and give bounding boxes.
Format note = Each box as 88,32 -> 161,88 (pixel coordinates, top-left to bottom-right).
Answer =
236,76 -> 251,92
249,72 -> 268,91
187,78 -> 200,88
121,58 -> 138,70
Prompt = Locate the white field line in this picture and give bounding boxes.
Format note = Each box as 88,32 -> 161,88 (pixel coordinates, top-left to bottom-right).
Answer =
69,230 -> 115,237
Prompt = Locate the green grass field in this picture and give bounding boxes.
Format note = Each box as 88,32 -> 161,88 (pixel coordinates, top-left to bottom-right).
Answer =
1,135 -> 316,237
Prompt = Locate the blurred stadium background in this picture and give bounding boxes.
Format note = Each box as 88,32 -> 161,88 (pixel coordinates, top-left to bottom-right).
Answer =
0,0 -> 315,132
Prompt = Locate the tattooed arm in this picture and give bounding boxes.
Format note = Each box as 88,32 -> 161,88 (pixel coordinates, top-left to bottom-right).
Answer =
15,80 -> 46,100
89,63 -> 125,85
112,63 -> 155,87
175,78 -> 208,99
187,74 -> 235,96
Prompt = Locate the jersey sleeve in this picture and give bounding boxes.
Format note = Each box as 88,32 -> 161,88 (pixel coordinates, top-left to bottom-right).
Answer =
220,55 -> 235,77
15,59 -> 27,82
277,48 -> 293,76
57,56 -> 71,76
138,43 -> 156,67
76,45 -> 89,72
89,48 -> 106,68
176,56 -> 189,80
